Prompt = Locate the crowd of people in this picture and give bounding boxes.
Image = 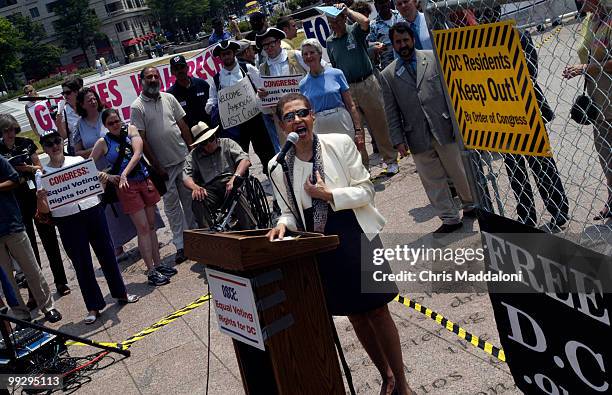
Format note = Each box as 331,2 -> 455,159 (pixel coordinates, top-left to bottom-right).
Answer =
0,1 -> 610,394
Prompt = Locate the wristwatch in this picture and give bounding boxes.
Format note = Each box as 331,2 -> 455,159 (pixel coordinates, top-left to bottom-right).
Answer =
233,173 -> 243,179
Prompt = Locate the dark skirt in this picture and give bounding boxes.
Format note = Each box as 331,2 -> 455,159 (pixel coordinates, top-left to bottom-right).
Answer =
304,206 -> 398,316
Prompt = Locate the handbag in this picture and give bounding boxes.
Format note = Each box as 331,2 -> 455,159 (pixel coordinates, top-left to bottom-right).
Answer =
101,132 -> 129,205
570,76 -> 599,125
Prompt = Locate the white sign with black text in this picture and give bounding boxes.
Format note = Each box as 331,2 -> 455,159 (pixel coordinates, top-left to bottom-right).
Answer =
41,159 -> 103,210
218,77 -> 261,129
205,267 -> 265,351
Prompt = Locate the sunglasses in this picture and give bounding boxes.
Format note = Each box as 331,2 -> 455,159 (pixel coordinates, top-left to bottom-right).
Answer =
42,137 -> 62,148
2,126 -> 21,134
106,119 -> 122,126
262,39 -> 278,50
282,108 -> 311,123
61,90 -> 73,96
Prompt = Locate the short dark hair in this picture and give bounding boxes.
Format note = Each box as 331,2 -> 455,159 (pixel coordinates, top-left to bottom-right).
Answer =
389,22 -> 414,44
350,1 -> 372,17
101,108 -> 121,126
61,74 -> 83,92
76,87 -> 105,118
275,93 -> 312,120
276,16 -> 293,31
139,66 -> 158,81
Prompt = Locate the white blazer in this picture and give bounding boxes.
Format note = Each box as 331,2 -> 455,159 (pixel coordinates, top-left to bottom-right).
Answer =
268,133 -> 386,240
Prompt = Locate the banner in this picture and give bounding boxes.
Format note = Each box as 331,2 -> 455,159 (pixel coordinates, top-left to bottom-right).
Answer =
218,77 -> 261,129
478,211 -> 611,394
259,75 -> 303,108
29,46 -> 223,133
41,158 -> 103,210
433,21 -> 552,156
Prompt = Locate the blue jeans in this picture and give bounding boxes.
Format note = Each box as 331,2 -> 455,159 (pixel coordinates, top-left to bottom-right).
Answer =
0,266 -> 18,307
262,113 -> 281,154
55,205 -> 127,311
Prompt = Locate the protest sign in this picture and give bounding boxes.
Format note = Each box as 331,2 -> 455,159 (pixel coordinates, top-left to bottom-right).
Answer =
206,267 -> 265,351
433,21 -> 552,156
478,211 -> 611,394
259,75 -> 303,108
301,14 -> 331,61
41,159 -> 103,210
218,77 -> 261,129
29,45 -> 223,133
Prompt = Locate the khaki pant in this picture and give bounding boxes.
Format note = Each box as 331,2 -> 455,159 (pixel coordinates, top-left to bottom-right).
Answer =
412,140 -> 473,225
314,107 -> 369,167
349,74 -> 398,164
0,231 -> 54,320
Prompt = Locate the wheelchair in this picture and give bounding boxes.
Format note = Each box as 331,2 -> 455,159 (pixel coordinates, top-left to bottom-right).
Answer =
201,172 -> 272,232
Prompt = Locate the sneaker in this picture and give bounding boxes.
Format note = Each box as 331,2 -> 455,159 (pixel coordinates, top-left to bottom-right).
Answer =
433,222 -> 463,234
385,163 -> 400,176
156,264 -> 177,277
44,309 -> 62,323
148,271 -> 170,286
175,248 -> 187,264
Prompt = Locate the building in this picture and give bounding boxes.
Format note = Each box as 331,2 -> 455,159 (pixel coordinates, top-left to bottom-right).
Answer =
0,0 -> 157,69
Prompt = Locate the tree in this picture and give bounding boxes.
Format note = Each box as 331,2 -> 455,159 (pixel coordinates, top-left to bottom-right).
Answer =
0,17 -> 23,89
147,0 -> 209,39
12,15 -> 63,80
52,0 -> 102,68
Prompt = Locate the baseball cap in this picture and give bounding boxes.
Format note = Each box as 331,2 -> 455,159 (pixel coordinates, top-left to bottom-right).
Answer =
170,55 -> 187,68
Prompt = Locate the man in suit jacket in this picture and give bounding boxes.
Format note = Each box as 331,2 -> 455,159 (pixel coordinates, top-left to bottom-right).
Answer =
380,22 -> 473,233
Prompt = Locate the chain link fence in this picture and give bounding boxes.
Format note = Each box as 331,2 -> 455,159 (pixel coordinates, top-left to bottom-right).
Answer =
423,0 -> 612,254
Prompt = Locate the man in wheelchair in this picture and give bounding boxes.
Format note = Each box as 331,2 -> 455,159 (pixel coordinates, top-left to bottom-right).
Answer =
183,121 -> 256,230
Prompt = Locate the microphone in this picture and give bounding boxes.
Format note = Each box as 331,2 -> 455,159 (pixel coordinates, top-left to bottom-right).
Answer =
269,132 -> 299,173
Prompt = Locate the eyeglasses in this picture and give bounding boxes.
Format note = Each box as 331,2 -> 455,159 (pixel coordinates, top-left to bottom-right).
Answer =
282,108 -> 311,123
106,119 -> 122,126
42,137 -> 62,148
2,126 -> 21,134
262,39 -> 278,50
61,90 -> 73,96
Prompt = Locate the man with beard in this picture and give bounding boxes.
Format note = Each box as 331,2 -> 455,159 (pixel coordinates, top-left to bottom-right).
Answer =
326,3 -> 399,174
130,67 -> 195,263
167,55 -> 214,128
380,23 -> 473,234
204,40 -> 275,177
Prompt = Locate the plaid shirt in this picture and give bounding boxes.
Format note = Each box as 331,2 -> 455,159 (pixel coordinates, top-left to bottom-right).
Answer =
367,10 -> 403,69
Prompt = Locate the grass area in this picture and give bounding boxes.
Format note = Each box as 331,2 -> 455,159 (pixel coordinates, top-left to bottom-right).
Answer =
0,68 -> 96,103
20,129 -> 43,154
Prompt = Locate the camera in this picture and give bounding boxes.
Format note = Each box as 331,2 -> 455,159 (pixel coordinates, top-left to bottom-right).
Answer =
49,103 -> 59,121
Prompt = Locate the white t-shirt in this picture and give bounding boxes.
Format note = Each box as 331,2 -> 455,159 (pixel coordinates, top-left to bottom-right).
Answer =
43,155 -> 100,217
57,100 -> 81,137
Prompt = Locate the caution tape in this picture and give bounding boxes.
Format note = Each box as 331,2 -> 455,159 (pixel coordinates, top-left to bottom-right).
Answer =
66,294 -> 212,350
394,295 -> 506,362
535,26 -> 563,49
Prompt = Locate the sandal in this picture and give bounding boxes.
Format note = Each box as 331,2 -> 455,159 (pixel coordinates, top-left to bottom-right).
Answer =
117,294 -> 140,305
84,311 -> 101,325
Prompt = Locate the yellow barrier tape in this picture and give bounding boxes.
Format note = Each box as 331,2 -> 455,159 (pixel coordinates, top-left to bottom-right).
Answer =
67,294 -> 212,351
394,295 -> 506,362
535,26 -> 563,50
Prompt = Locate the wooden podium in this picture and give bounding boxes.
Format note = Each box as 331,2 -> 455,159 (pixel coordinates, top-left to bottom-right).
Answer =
184,229 -> 345,394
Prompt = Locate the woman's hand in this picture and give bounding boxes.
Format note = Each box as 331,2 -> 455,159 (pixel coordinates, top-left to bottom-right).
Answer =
100,172 -> 120,185
36,188 -> 47,200
257,88 -> 269,98
14,164 -> 34,173
304,171 -> 333,202
267,223 -> 287,241
119,174 -> 129,189
562,64 -> 587,79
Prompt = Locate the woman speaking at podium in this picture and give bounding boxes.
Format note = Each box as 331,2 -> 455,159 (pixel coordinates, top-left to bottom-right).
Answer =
267,93 -> 414,395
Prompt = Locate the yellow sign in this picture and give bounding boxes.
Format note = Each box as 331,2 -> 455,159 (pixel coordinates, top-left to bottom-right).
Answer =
433,21 -> 552,157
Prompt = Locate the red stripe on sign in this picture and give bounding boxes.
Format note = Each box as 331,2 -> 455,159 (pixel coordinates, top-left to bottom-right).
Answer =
209,274 -> 247,287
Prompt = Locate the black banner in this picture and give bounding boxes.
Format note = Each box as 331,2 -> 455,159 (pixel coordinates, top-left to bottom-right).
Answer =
478,210 -> 611,394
